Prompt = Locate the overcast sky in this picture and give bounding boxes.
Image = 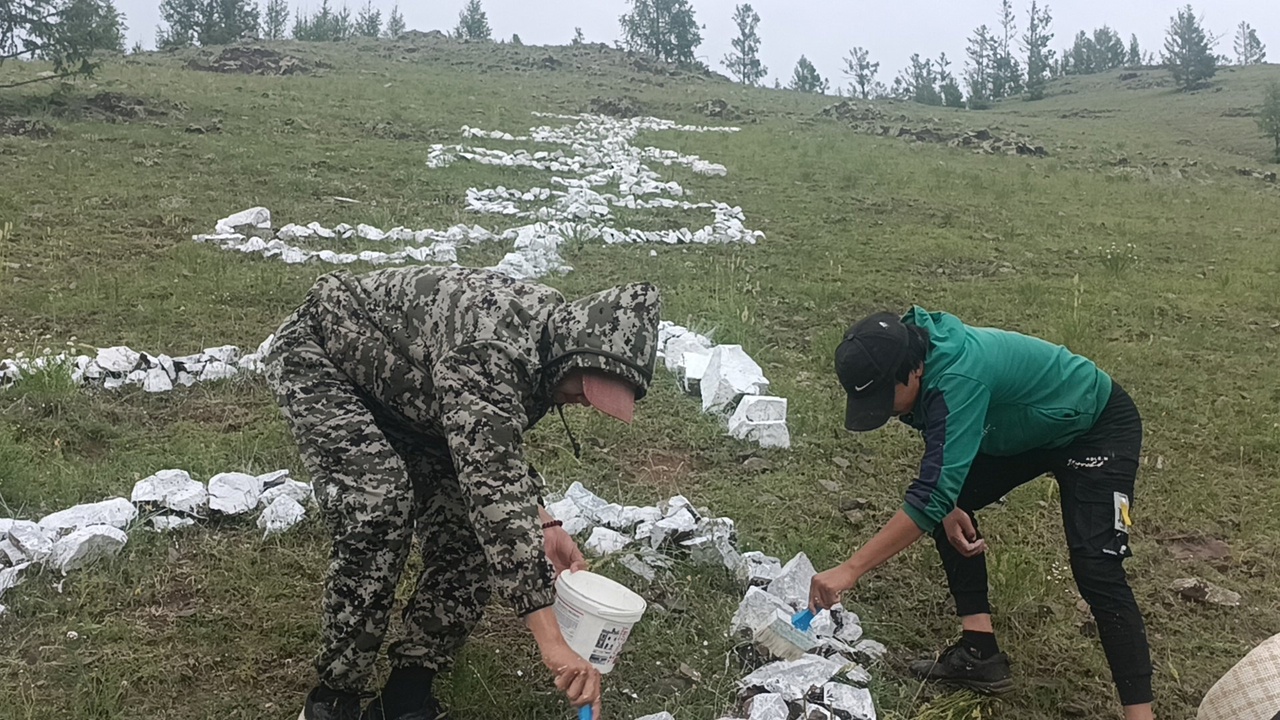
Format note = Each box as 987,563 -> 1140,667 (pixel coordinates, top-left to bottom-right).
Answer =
118,0 -> 1275,89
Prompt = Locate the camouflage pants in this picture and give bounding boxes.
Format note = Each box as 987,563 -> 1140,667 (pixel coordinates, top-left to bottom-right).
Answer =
264,306 -> 492,693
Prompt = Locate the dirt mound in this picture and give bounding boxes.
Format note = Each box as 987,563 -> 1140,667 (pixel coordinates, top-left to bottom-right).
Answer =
587,96 -> 647,118
1222,107 -> 1258,118
0,117 -> 54,138
819,101 -> 1049,157
187,46 -> 313,76
47,92 -> 184,124
398,29 -> 448,41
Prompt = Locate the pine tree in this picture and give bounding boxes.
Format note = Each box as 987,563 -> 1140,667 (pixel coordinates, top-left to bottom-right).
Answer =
620,0 -> 702,66
721,4 -> 766,86
453,0 -> 490,41
292,0 -> 351,41
937,52 -> 963,107
3,0 -> 127,80
264,0 -> 288,39
1258,80 -> 1280,162
385,4 -> 405,38
991,0 -> 1022,99
158,0 -> 260,48
841,47 -> 879,99
1234,22 -> 1267,65
1094,26 -> 1125,69
965,24 -> 994,107
1020,0 -> 1053,100
1128,33 -> 1142,66
572,27 -> 584,45
895,54 -> 941,105
354,0 -> 379,37
788,55 -> 828,93
1163,4 -> 1217,91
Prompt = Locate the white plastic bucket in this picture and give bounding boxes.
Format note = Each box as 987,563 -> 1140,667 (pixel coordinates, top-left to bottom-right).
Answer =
553,570 -> 647,673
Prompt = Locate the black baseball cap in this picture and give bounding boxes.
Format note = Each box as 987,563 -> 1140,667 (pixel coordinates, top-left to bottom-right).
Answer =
835,311 -> 911,431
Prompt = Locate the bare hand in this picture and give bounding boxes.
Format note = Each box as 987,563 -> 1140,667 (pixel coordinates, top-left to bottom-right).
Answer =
541,641 -> 603,717
544,526 -> 588,577
809,563 -> 859,612
942,508 -> 987,558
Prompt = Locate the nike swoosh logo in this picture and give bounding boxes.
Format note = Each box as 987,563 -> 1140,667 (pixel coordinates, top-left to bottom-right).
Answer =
854,381 -> 873,391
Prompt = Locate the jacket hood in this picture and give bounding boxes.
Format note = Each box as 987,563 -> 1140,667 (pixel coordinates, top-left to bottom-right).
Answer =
542,282 -> 662,401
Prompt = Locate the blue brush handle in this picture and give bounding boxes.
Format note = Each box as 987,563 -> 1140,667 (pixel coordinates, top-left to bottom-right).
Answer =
791,608 -> 815,632
578,705 -> 594,720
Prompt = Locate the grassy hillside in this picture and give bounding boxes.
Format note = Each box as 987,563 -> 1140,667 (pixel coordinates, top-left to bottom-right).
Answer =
1,37 -> 1278,720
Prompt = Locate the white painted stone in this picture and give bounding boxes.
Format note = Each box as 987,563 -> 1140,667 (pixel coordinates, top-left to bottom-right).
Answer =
201,345 -> 241,364
680,351 -> 711,395
739,655 -> 846,701
258,496 -> 306,537
199,360 -> 238,382
584,527 -> 630,556
664,333 -> 713,373
149,515 -> 196,532
768,553 -> 817,610
214,207 -> 271,234
729,420 -> 791,450
731,586 -> 795,636
746,693 -> 790,720
823,682 -> 876,720
701,345 -> 770,415
736,551 -> 783,587
0,562 -> 32,600
156,354 -> 177,380
50,525 -> 128,574
131,469 -> 207,516
258,480 -> 313,507
143,367 -> 173,392
0,539 -> 27,566
207,472 -> 263,515
39,498 -> 137,536
853,639 -> 888,664
6,521 -> 53,563
95,346 -> 140,374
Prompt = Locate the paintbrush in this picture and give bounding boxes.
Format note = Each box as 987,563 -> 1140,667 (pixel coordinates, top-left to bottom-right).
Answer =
752,608 -> 817,661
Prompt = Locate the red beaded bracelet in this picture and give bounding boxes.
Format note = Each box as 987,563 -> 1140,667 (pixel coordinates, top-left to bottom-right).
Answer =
542,519 -> 564,530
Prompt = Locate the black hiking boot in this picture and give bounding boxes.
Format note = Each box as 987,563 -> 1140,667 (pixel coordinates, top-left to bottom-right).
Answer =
298,685 -> 363,720
909,642 -> 1015,695
360,668 -> 451,720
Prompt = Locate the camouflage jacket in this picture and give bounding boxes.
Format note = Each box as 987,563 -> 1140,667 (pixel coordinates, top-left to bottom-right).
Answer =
299,266 -> 661,616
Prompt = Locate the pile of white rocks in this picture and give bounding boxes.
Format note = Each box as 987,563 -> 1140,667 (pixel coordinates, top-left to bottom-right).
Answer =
658,321 -> 790,450
546,482 -> 880,720
0,468 -> 311,616
0,337 -> 274,391
193,112 -> 763,281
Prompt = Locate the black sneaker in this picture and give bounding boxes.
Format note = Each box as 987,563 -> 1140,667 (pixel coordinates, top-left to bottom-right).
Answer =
299,685 -> 363,720
909,642 -> 1014,695
360,669 -> 450,720
360,696 -> 450,720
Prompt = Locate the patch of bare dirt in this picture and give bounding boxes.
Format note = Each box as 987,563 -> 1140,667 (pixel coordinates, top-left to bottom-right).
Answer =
0,117 -> 54,137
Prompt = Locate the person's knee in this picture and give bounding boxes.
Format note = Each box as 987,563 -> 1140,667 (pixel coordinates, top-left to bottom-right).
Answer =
1070,553 -> 1138,615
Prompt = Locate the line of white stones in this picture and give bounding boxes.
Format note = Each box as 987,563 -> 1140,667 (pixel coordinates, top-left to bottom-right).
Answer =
192,112 -> 762,280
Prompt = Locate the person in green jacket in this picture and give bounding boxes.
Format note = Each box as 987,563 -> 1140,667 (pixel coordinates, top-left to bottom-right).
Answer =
809,307 -> 1155,720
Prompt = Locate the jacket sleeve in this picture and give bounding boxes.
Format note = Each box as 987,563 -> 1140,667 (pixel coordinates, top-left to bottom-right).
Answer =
432,341 -> 555,617
903,375 -> 991,533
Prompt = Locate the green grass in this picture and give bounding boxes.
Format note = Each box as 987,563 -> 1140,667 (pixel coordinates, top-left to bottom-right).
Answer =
2,39 -> 1280,720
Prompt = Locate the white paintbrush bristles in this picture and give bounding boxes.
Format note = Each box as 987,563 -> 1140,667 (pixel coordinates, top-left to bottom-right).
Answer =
752,615 -> 817,661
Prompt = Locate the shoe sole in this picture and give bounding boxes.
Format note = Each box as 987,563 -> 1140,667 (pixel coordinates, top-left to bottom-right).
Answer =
927,675 -> 1015,696
298,710 -> 307,720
